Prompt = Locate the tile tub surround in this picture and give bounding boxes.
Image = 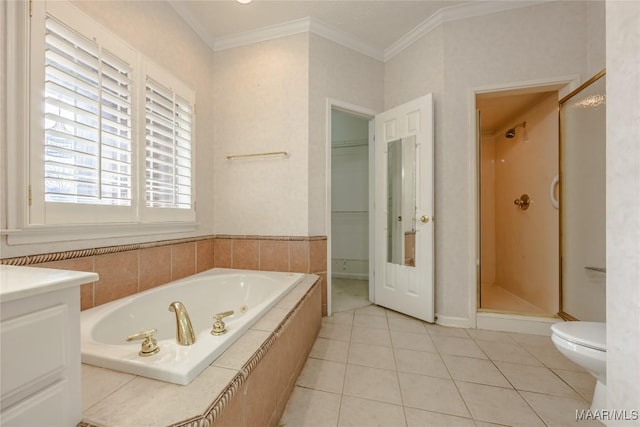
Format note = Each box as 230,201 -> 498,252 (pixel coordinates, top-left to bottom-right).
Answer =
0,235 -> 328,314
79,274 -> 321,427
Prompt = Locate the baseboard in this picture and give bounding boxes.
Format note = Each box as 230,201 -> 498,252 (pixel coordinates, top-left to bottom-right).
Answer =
476,312 -> 562,336
331,273 -> 368,280
434,314 -> 472,328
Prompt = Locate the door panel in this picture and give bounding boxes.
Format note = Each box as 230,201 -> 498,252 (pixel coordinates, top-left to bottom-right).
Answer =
374,94 -> 434,322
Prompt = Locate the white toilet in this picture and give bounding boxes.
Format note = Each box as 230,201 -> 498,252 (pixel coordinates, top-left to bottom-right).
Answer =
550,321 -> 606,410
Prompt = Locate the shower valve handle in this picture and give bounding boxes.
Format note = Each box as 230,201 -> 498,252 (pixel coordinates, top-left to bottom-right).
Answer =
514,194 -> 531,210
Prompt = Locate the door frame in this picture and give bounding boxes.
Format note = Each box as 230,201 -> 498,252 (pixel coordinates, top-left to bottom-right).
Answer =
468,75 -> 581,327
325,98 -> 377,316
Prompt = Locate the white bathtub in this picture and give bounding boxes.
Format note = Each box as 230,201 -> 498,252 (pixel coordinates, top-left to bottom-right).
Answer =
81,268 -> 304,385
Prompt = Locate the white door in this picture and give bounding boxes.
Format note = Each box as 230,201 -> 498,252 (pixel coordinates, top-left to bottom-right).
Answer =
374,94 -> 434,322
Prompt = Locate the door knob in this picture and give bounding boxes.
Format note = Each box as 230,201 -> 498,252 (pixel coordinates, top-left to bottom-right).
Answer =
419,215 -> 430,223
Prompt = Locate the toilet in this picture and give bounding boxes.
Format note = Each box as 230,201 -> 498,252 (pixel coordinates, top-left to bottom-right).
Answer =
550,321 -> 606,410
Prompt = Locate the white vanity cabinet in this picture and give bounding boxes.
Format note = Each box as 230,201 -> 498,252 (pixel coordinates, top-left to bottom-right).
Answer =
0,265 -> 98,427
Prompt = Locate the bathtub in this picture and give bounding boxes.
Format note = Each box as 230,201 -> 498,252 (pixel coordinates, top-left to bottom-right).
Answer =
80,268 -> 304,385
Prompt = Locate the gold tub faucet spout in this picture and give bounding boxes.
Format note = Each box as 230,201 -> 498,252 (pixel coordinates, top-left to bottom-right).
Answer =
168,301 -> 196,345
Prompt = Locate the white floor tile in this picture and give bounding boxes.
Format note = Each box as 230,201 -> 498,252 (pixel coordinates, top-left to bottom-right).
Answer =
319,322 -> 352,342
390,330 -> 437,353
353,312 -> 388,330
398,372 -> 470,417
521,342 -> 588,372
405,407 -> 475,427
388,316 -> 428,334
347,342 -> 396,370
354,304 -> 387,317
338,396 -> 406,427
309,338 -> 350,363
394,348 -> 450,379
456,382 -> 545,427
296,358 -> 346,394
475,340 -> 543,366
350,326 -> 392,347
495,361 -> 582,398
343,364 -> 402,405
442,355 -> 511,388
520,391 -> 604,427
280,318 -> 597,427
552,368 -> 596,402
280,387 -> 341,427
432,335 -> 488,359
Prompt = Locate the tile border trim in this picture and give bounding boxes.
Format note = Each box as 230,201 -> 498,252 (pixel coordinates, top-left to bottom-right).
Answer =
1,235 -> 327,266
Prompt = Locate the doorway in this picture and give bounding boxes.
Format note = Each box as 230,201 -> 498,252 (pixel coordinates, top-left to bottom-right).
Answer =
330,108 -> 372,313
476,89 -> 560,316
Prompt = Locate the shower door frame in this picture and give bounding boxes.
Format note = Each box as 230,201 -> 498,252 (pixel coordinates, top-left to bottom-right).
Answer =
468,75 -> 582,327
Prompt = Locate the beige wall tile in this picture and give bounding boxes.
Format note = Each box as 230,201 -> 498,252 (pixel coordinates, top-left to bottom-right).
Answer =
139,246 -> 171,291
212,385 -> 245,427
196,239 -> 215,272
260,240 -> 289,272
172,242 -> 196,280
214,239 -> 232,268
34,257 -> 96,310
80,283 -> 94,311
245,346 -> 279,427
309,239 -> 327,273
94,251 -> 139,306
233,239 -> 259,270
289,240 -> 310,273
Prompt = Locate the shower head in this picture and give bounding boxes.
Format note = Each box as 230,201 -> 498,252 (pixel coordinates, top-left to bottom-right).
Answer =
505,121 -> 527,140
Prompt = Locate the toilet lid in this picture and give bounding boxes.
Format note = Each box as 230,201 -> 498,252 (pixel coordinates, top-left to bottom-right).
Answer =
551,321 -> 606,351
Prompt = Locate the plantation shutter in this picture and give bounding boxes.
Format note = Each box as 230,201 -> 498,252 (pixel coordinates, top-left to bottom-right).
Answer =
145,78 -> 193,209
43,16 -> 133,206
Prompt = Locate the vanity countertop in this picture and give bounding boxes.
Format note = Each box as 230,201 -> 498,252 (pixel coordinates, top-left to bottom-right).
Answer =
0,264 -> 98,302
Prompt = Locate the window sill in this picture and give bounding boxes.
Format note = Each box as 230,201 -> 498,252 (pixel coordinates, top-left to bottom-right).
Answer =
2,222 -> 198,246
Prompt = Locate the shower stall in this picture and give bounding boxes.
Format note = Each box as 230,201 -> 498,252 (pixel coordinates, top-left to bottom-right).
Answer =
477,91 -> 560,316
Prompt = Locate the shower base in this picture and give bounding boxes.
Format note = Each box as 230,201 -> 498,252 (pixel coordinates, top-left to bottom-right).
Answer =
480,283 -> 546,314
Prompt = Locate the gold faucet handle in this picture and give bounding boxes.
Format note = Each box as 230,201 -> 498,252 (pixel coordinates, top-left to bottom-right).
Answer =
126,329 -> 160,357
214,310 -> 234,321
211,311 -> 234,336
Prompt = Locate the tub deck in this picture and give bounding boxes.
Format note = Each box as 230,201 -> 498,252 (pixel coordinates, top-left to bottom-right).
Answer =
79,274 -> 321,427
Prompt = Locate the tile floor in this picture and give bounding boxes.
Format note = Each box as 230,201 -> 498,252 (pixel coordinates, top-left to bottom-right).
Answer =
279,305 -> 603,427
331,278 -> 371,313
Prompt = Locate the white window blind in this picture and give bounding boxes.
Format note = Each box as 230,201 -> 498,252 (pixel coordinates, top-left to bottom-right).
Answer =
145,78 -> 193,210
43,16 -> 133,206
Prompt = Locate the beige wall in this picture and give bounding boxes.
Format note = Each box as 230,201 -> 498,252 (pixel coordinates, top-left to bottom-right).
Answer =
606,0 -> 640,415
212,34 -> 311,236
308,34 -> 384,235
493,94 -> 559,314
385,1 -> 605,322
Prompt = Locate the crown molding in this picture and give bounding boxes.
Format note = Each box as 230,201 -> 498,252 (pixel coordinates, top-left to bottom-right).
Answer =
214,17 -> 311,52
307,18 -> 384,61
169,0 -> 552,63
213,16 -> 385,61
167,0 -> 217,49
384,0 -> 552,62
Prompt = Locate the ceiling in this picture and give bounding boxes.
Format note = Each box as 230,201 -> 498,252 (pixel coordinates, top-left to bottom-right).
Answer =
169,0 -> 469,53
168,0 -> 556,129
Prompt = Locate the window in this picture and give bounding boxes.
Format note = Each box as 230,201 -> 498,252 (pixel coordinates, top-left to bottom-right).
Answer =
145,78 -> 193,210
28,1 -> 195,229
43,17 -> 133,207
